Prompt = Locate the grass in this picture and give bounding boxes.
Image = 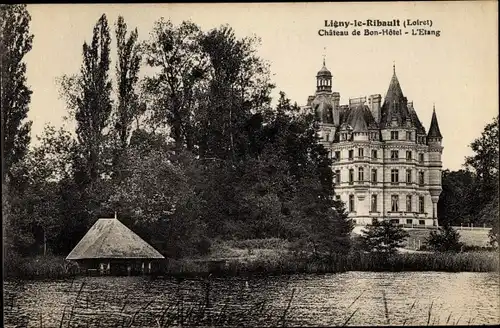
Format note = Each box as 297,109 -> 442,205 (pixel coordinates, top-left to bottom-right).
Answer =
4,254 -> 81,280
5,237 -> 499,280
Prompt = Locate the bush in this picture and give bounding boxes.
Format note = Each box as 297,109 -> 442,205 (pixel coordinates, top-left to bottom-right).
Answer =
426,225 -> 463,252
359,221 -> 409,254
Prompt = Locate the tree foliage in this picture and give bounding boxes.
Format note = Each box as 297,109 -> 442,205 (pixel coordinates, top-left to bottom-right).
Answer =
359,221 -> 409,254
438,116 -> 499,228
1,4 -> 33,185
73,14 -> 113,185
426,225 -> 463,252
6,15 -> 351,266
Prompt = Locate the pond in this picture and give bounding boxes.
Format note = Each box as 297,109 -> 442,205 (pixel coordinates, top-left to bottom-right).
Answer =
4,271 -> 499,327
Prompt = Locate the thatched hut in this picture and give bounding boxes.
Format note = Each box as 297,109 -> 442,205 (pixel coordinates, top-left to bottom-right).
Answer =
66,216 -> 165,275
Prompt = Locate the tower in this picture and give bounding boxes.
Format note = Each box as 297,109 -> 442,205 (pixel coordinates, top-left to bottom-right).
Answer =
427,105 -> 443,226
316,58 -> 332,93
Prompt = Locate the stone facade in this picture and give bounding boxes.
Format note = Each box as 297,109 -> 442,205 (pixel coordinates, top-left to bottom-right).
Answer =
301,61 -> 443,227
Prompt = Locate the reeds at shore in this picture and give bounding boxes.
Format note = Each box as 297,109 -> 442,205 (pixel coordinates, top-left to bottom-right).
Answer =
4,249 -> 498,280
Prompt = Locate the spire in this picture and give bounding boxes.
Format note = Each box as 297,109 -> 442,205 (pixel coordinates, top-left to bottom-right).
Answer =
427,105 -> 442,138
323,46 -> 326,67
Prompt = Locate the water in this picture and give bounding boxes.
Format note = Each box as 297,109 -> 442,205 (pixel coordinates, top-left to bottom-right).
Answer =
4,272 -> 499,327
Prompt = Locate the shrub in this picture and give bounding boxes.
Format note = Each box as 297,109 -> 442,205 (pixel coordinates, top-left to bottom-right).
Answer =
426,225 -> 463,252
359,221 -> 409,254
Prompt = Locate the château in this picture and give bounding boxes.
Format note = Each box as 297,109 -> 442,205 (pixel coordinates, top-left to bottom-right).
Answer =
302,60 -> 443,226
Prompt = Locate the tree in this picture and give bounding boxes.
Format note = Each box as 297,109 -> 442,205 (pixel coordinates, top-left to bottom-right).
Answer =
197,25 -> 273,160
438,169 -> 476,226
1,4 -> 33,185
143,19 -> 206,151
114,16 -> 142,149
112,16 -> 143,181
73,14 -> 113,185
360,220 -> 409,254
426,225 -> 463,252
464,116 -> 499,223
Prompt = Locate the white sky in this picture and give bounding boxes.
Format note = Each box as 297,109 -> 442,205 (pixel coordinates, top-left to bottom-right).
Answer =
24,2 -> 498,171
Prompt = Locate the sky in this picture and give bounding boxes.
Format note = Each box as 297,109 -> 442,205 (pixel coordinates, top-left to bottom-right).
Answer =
24,1 -> 498,171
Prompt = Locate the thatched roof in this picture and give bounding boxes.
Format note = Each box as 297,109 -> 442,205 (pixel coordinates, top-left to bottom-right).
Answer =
66,218 -> 164,260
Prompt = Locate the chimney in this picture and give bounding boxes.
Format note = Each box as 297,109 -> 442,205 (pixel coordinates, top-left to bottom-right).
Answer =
369,94 -> 382,123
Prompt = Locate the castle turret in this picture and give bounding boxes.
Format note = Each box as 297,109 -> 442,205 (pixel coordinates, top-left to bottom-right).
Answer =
427,105 -> 443,226
316,58 -> 332,94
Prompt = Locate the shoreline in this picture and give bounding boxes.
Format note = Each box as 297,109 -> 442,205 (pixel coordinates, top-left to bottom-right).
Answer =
5,250 -> 499,281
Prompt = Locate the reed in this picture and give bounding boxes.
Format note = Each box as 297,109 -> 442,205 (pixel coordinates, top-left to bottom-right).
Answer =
5,248 -> 498,281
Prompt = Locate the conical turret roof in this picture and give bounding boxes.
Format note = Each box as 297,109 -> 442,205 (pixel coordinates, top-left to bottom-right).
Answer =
427,106 -> 442,138
380,64 -> 412,127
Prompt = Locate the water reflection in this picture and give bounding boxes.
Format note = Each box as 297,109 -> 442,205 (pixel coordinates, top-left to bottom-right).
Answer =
4,272 -> 499,327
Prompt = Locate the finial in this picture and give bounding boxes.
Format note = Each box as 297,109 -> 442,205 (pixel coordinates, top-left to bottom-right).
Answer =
323,47 -> 326,67
433,102 -> 436,112
393,61 -> 396,75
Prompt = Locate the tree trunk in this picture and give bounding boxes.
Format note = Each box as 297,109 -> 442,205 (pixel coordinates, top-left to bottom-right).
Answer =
43,229 -> 47,256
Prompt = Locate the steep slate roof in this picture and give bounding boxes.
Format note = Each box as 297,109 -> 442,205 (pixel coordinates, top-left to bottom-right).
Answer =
66,218 -> 164,260
408,103 -> 427,135
427,107 -> 442,138
345,105 -> 378,132
379,68 -> 412,128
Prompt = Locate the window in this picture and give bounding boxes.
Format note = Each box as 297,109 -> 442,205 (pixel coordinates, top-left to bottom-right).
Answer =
335,151 -> 341,160
391,195 -> 399,212
406,150 -> 412,161
335,170 -> 341,185
391,169 -> 399,184
419,171 -> 425,185
371,169 -> 377,183
406,169 -> 412,184
406,131 -> 412,141
419,153 -> 424,162
391,131 -> 399,140
325,133 -> 330,141
419,196 -> 425,213
352,219 -> 357,225
358,167 -> 364,181
419,219 -> 425,225
349,169 -> 354,184
372,149 -> 378,159
391,150 -> 399,160
390,219 -> 399,225
335,195 -> 341,201
348,149 -> 354,160
406,219 -> 413,224
406,195 -> 412,212
349,195 -> 355,212
371,194 -> 377,212
358,148 -> 364,158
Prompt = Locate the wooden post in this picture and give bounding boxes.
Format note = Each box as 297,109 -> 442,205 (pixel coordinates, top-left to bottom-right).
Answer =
418,240 -> 421,250
142,262 -> 145,274
148,262 -> 152,274
107,262 -> 110,274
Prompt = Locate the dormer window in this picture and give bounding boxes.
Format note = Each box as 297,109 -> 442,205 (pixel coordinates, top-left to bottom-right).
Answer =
391,131 -> 399,140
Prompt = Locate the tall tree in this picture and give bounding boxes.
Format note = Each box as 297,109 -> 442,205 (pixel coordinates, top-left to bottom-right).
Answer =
73,14 -> 113,185
143,19 -> 206,151
464,116 -> 499,224
197,25 -> 273,160
0,4 -> 33,185
114,16 -> 142,151
112,16 -> 142,181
